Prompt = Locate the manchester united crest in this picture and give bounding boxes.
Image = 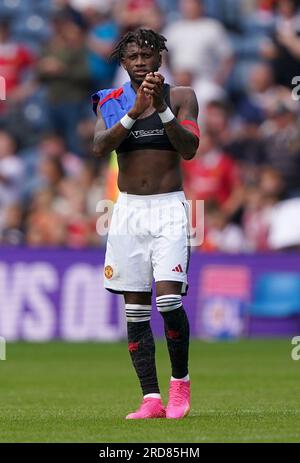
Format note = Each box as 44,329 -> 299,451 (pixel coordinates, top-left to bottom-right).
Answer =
104,265 -> 113,279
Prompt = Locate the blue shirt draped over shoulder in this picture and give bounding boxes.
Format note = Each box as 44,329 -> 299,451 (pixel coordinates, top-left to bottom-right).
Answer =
91,81 -> 136,129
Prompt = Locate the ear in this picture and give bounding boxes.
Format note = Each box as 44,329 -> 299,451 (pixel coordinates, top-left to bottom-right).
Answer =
121,59 -> 127,71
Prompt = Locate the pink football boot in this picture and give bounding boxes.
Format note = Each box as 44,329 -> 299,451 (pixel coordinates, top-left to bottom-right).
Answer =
126,397 -> 166,420
166,380 -> 190,419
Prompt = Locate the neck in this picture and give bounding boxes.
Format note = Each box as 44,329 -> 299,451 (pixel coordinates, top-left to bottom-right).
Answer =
130,80 -> 140,92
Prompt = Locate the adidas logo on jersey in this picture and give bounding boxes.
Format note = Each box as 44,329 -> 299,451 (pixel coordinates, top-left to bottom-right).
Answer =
172,264 -> 183,273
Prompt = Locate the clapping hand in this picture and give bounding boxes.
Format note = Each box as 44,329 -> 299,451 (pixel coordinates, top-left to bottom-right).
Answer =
141,72 -> 167,112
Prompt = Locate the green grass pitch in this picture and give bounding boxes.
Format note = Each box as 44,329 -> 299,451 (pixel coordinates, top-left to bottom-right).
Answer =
0,339 -> 299,443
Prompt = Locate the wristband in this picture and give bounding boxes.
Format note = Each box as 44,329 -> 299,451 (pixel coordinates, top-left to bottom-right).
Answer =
158,106 -> 175,124
120,113 -> 136,130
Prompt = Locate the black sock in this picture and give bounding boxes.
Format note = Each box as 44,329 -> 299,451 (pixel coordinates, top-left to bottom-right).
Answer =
160,306 -> 190,379
127,321 -> 160,396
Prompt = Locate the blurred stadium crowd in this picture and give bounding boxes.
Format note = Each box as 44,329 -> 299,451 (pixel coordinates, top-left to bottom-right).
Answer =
0,0 -> 300,251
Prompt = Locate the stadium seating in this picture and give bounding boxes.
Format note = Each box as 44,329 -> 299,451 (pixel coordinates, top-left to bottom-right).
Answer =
0,0 -> 51,51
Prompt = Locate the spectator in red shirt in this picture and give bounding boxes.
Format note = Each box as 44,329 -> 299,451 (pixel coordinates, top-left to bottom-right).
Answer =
0,17 -> 35,114
182,132 -> 243,222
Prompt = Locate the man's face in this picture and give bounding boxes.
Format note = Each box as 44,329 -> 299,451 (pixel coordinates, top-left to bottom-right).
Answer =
180,0 -> 203,20
277,0 -> 297,18
121,42 -> 161,85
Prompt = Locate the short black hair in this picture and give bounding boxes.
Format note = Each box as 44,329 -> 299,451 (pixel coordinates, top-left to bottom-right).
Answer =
110,28 -> 168,64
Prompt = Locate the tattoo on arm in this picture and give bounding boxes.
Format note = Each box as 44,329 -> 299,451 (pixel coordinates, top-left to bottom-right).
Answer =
93,112 -> 130,157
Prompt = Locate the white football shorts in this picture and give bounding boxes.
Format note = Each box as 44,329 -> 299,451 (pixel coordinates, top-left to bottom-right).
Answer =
103,191 -> 191,295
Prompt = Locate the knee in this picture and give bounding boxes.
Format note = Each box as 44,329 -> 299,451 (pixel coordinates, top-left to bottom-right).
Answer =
125,304 -> 152,323
156,294 -> 182,313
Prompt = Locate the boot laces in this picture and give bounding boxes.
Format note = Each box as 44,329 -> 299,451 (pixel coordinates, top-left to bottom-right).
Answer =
170,382 -> 186,406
